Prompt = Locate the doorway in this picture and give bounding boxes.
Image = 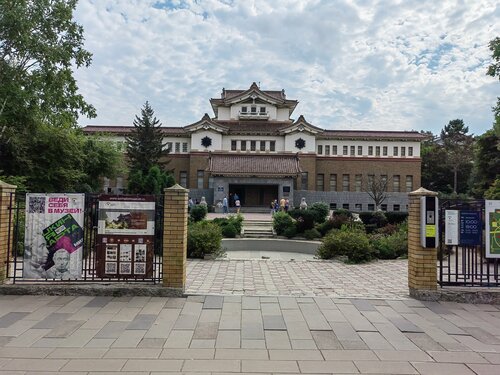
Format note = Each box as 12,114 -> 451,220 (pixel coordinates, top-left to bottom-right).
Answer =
228,184 -> 279,207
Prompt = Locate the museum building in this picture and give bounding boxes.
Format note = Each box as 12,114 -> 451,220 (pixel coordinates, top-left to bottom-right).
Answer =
83,83 -> 426,211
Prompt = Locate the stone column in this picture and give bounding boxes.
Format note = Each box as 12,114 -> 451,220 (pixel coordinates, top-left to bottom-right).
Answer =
0,181 -> 17,283
162,184 -> 189,291
408,187 -> 438,296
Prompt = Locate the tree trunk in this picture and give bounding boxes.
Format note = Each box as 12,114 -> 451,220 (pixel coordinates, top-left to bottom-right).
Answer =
453,167 -> 458,194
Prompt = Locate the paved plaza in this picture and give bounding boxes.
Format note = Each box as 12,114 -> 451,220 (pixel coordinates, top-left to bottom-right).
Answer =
0,294 -> 499,374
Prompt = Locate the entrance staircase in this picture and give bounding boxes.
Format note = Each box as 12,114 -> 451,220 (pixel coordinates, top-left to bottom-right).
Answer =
241,219 -> 275,238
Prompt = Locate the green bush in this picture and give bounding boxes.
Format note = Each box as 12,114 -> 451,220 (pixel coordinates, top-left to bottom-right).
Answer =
227,214 -> 243,234
332,208 -> 352,218
309,202 -> 329,224
358,211 -> 388,228
385,211 -> 408,225
317,225 -> 373,263
370,222 -> 408,259
288,208 -> 315,232
190,205 -> 208,222
303,228 -> 321,240
221,223 -> 237,238
273,211 -> 294,235
317,219 -> 334,236
187,221 -> 222,258
284,225 -> 297,238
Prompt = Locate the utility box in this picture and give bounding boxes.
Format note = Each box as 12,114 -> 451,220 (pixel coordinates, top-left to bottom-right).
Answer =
421,196 -> 438,248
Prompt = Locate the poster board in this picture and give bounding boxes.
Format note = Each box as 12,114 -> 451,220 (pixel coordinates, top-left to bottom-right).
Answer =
486,200 -> 500,258
23,194 -> 84,279
96,195 -> 155,278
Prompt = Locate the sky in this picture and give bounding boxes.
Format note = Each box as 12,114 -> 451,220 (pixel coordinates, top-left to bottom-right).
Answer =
74,0 -> 500,135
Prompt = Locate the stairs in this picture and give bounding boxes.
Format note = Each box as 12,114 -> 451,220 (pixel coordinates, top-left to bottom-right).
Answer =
241,219 -> 275,238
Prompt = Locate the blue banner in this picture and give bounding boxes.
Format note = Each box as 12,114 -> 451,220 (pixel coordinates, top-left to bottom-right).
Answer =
459,211 -> 482,246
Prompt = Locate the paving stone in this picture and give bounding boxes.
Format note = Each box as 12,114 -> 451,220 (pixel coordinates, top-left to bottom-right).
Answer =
242,297 -> 260,310
165,298 -> 186,309
198,309 -> 221,323
463,327 -> 500,345
374,322 -> 419,351
374,350 -> 433,361
241,339 -> 266,349
44,320 -> 85,338
182,359 -> 240,372
164,330 -> 194,348
190,339 -> 216,348
2,359 -> 68,371
481,352 -> 500,364
84,297 -> 113,308
355,360 -> 418,374
122,359 -> 183,372
95,322 -> 129,339
411,362 -> 476,375
204,296 -> 224,309
32,313 -> 71,329
215,348 -> 268,360
350,299 -> 377,311
111,329 -> 146,348
262,315 -> 286,330
242,359 -> 299,373
85,338 -> 115,348
193,322 -> 219,340
298,360 -> 358,373
216,330 -> 240,348
278,297 -> 299,310
291,339 -> 317,349
5,329 -> 50,347
358,331 -> 393,350
159,348 -> 215,359
261,303 -> 281,316
311,331 -> 342,349
299,303 -> 330,331
47,348 -> 107,359
428,350 -> 489,363
321,349 -> 377,361
0,347 -> 53,358
269,349 -> 322,360
126,314 -> 156,330
337,304 -> 376,332
467,363 -> 500,375
104,348 -> 161,358
265,331 -> 291,349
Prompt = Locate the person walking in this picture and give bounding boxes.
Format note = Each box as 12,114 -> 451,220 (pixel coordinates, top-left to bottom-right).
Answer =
285,198 -> 290,212
280,197 -> 286,211
223,196 -> 228,214
235,198 -> 241,214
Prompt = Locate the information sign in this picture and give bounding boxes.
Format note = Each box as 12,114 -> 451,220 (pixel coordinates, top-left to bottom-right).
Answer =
486,200 -> 500,258
445,210 -> 459,245
459,211 -> 482,246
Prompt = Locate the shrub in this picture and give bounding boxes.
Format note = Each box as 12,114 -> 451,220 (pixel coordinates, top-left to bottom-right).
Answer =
212,217 -> 228,227
288,208 -> 315,232
187,221 -> 222,258
283,225 -> 297,238
370,221 -> 408,259
221,223 -> 237,238
317,219 -> 335,236
303,228 -> 321,240
317,225 -> 373,263
190,205 -> 207,222
332,208 -> 352,218
309,202 -> 329,224
358,211 -> 388,228
228,214 -> 243,234
273,211 -> 294,235
385,211 -> 408,225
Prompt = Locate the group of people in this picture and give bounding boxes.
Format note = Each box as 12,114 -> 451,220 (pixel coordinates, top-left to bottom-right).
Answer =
222,193 -> 240,214
271,197 -> 290,215
188,196 -> 208,211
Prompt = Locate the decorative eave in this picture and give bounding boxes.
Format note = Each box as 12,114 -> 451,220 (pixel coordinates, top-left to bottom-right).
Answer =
183,113 -> 230,134
278,115 -> 324,135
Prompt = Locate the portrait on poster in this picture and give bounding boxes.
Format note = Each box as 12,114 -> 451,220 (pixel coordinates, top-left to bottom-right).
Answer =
23,194 -> 84,279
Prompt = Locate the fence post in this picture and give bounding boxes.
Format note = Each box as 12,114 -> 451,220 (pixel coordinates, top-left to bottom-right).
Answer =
408,187 -> 438,296
0,181 -> 17,284
163,184 -> 188,292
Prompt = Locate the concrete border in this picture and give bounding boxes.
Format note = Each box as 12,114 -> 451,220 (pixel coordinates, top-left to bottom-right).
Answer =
410,287 -> 500,305
222,238 -> 321,255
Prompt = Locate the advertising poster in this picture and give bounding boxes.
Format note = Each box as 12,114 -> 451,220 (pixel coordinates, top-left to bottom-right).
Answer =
486,200 -> 500,258
98,197 -> 155,236
23,194 -> 84,279
445,210 -> 459,246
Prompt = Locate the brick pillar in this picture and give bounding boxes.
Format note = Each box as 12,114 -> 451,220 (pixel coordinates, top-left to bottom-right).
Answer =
0,181 -> 16,284
163,184 -> 188,291
408,187 -> 438,294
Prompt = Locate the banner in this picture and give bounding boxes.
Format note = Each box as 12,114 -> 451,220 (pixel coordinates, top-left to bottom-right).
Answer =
486,200 -> 500,258
23,194 -> 85,279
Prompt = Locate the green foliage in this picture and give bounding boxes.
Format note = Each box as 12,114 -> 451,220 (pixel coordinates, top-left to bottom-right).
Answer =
359,211 -> 388,228
317,226 -> 373,263
487,37 -> 500,138
333,208 -> 352,218
126,102 -> 167,174
370,222 -> 408,259
470,129 -> 500,198
212,215 -> 243,237
273,211 -> 294,235
309,202 -> 329,224
187,221 -> 222,258
484,178 -> 500,199
221,223 -> 237,238
288,208 -> 315,232
228,214 -> 243,234
303,228 -> 321,240
189,205 -> 208,222
128,165 -> 175,195
385,212 -> 408,225
283,225 -> 297,238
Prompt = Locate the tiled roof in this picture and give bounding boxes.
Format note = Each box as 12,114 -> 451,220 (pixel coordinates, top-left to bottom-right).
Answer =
223,89 -> 285,100
82,125 -> 186,135
208,154 -> 301,177
320,130 -> 427,140
215,120 -> 291,135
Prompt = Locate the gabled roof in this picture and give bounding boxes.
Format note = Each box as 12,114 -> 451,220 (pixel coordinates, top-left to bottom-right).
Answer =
184,113 -> 230,133
208,153 -> 301,177
82,125 -> 186,136
210,82 -> 298,117
278,115 -> 324,135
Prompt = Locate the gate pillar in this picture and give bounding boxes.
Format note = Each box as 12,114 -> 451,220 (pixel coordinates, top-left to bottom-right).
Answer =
0,181 -> 16,284
163,184 -> 188,291
408,187 -> 438,295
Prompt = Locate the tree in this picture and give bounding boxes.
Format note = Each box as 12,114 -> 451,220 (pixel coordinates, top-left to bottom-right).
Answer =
470,129 -> 500,198
440,119 -> 474,194
127,166 -> 175,195
487,37 -> 500,143
484,178 -> 500,200
126,102 -> 166,174
420,131 -> 454,193
363,174 -> 390,210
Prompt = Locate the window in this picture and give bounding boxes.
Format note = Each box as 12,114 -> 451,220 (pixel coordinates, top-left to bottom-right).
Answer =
166,142 -> 172,152
408,146 -> 413,156
368,174 -> 375,187
350,146 -> 355,156
330,203 -> 337,210
270,141 -> 276,151
175,142 -> 180,153
231,140 -> 237,151
329,174 -> 337,191
241,140 -> 247,151
241,106 -> 247,113
393,146 -> 398,156
260,141 -> 266,151
383,146 -> 388,156
393,175 -> 400,192
393,204 -> 400,212
316,174 -> 324,191
381,175 -> 388,191
325,145 -> 330,155
208,177 -> 214,189
368,204 -> 375,211
332,145 -> 337,155
358,145 -> 363,155
179,171 -> 187,187
197,170 -> 204,189
381,204 -> 387,211
301,172 -> 308,190
401,147 -> 406,157
406,175 -> 413,192
251,106 -> 257,114
368,146 -> 373,156
355,203 -> 362,211
355,174 -> 362,192
251,140 -> 256,151
343,145 -> 348,155
317,145 -> 323,155
342,174 -> 350,191
342,203 -> 350,210
260,106 -> 266,113
182,142 -> 188,152
376,146 -> 380,156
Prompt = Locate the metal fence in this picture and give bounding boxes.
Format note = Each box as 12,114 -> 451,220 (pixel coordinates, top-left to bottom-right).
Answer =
438,199 -> 499,287
6,192 -> 164,284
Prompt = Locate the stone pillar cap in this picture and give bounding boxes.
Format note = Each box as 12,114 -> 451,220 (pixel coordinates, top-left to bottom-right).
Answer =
408,187 -> 438,196
0,180 -> 17,189
164,184 -> 189,192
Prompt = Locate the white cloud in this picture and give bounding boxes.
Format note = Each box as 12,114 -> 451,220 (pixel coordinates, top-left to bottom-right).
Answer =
74,0 -> 500,134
